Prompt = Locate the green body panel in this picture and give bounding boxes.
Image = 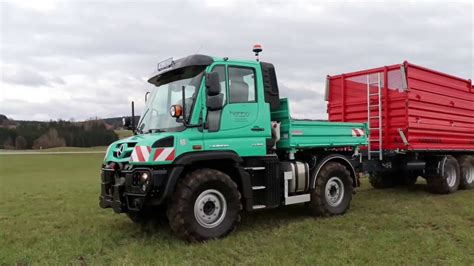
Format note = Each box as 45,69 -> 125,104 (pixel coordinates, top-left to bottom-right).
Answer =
272,99 -> 367,150
201,60 -> 270,157
103,57 -> 367,166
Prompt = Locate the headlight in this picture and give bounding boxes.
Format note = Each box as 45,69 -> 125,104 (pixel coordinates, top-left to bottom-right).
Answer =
140,172 -> 150,183
139,172 -> 150,192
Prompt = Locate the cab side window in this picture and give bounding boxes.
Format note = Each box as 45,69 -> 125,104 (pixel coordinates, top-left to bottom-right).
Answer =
210,65 -> 227,103
228,67 -> 256,103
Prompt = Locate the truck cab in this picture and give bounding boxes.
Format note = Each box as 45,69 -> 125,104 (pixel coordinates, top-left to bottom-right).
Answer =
99,54 -> 367,241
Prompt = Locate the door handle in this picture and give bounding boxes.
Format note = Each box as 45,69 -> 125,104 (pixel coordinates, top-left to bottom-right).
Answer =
251,127 -> 264,132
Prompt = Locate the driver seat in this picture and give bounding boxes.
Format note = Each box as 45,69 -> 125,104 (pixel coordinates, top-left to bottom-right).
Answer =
230,78 -> 249,102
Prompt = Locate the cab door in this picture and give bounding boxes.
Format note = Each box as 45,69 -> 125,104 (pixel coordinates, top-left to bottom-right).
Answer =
203,63 -> 270,157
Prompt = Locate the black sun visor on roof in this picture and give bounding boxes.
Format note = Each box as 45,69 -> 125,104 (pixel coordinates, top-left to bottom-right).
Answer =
148,54 -> 213,86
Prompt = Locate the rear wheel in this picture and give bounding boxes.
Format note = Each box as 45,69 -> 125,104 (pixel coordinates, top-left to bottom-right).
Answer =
167,168 -> 242,241
427,155 -> 460,194
310,162 -> 353,217
457,155 -> 474,190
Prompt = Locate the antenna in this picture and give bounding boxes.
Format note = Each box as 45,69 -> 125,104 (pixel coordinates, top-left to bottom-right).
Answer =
252,44 -> 263,62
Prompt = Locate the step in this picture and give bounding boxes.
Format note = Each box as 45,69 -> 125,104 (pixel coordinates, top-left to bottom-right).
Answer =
252,186 -> 266,190
252,205 -> 266,210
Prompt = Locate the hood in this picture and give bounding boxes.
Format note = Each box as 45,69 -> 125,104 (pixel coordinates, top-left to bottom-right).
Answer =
104,132 -> 178,165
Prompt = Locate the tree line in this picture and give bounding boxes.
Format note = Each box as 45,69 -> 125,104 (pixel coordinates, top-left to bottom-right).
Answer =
0,120 -> 118,150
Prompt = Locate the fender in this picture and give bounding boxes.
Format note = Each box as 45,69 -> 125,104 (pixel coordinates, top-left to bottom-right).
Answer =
310,154 -> 358,189
158,151 -> 252,205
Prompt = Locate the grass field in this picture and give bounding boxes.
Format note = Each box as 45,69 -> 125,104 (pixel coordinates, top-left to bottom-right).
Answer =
0,153 -> 473,264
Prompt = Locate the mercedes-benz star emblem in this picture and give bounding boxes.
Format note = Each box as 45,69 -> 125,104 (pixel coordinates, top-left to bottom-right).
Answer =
117,144 -> 125,157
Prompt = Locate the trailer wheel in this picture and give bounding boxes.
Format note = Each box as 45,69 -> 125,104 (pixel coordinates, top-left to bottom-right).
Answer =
427,155 -> 460,194
457,155 -> 474,190
310,162 -> 353,217
368,171 -> 397,188
166,168 -> 242,241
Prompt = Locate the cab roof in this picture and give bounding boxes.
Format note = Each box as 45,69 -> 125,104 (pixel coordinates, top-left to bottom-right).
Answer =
147,54 -> 259,85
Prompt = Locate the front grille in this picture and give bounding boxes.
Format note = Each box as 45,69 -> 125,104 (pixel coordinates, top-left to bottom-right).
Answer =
113,142 -> 137,159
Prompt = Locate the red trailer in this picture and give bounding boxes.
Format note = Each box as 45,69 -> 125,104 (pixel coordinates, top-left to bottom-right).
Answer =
326,61 -> 474,194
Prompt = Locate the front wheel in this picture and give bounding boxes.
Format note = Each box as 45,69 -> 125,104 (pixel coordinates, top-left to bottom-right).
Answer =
309,162 -> 353,217
167,168 -> 242,241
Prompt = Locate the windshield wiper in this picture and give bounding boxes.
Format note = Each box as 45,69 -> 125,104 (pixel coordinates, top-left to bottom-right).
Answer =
148,128 -> 166,133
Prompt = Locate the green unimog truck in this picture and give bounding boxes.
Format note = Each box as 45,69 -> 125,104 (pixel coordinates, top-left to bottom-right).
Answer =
99,50 -> 367,241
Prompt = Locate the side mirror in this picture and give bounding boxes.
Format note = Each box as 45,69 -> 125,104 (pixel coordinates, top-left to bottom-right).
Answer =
206,72 -> 221,96
206,94 -> 224,111
169,104 -> 183,118
122,101 -> 136,132
122,117 -> 132,129
205,72 -> 223,110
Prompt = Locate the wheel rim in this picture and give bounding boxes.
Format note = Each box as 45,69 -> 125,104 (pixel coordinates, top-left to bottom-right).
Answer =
463,161 -> 474,184
325,177 -> 345,207
194,189 -> 227,228
444,164 -> 457,187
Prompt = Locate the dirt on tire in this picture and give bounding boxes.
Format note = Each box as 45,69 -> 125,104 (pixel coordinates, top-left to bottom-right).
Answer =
166,168 -> 242,242
310,162 -> 353,217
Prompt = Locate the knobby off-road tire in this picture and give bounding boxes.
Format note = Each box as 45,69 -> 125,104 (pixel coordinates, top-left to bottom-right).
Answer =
457,155 -> 474,190
427,155 -> 460,194
167,168 -> 242,241
368,171 -> 397,189
310,162 -> 353,217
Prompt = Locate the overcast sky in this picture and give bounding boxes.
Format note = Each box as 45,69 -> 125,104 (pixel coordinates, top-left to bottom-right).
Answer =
1,0 -> 472,121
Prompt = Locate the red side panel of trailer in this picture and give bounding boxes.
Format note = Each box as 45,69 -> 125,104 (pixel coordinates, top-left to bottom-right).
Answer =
327,61 -> 474,151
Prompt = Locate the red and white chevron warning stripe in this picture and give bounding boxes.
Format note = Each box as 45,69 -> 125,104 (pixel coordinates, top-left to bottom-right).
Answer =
352,128 -> 365,137
130,146 -> 151,162
153,147 -> 175,162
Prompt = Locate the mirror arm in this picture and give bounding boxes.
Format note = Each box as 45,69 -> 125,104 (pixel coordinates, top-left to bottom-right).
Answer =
131,101 -> 136,134
181,86 -> 187,126
177,86 -> 203,129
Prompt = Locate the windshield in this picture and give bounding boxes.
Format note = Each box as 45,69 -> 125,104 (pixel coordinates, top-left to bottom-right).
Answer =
138,68 -> 204,133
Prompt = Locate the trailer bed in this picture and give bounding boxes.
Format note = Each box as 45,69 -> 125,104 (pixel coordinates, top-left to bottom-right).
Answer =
326,61 -> 474,152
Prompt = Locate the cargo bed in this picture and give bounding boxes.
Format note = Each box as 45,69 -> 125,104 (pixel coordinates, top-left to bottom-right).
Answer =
272,99 -> 367,150
326,61 -> 474,152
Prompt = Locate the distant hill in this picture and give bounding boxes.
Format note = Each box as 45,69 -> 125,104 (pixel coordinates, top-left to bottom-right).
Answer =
0,114 -> 122,150
0,114 -> 140,130
0,114 -> 8,124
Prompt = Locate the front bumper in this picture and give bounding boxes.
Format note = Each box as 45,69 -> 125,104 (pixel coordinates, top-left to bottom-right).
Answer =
99,166 -> 168,213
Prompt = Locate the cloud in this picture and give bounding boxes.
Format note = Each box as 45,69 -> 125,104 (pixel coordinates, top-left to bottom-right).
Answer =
1,64 -> 65,87
0,0 -> 472,121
